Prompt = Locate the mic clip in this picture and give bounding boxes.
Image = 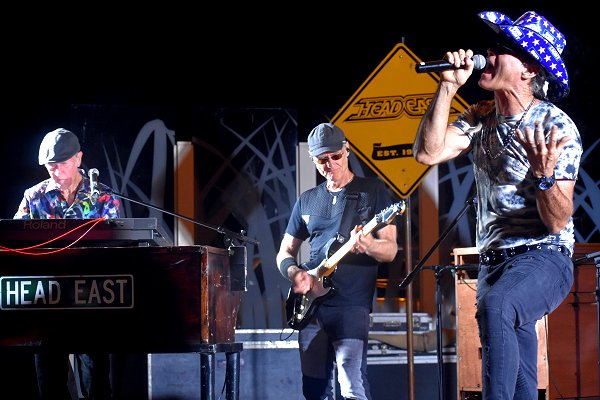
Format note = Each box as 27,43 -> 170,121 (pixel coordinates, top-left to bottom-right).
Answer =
88,168 -> 100,205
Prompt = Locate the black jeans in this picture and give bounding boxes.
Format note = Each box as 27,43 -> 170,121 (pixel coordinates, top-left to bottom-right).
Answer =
35,352 -> 112,399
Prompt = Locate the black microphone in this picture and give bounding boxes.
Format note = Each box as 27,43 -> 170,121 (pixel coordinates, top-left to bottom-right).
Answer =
88,168 -> 99,204
574,250 -> 600,265
415,54 -> 486,73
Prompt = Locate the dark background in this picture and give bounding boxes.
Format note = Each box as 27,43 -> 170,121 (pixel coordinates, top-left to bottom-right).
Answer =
1,3 -> 595,217
1,6 -> 594,398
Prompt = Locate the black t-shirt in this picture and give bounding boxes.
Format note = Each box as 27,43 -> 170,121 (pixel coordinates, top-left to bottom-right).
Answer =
285,176 -> 395,308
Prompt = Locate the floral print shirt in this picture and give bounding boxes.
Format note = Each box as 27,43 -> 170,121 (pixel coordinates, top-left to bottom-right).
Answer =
14,169 -> 120,219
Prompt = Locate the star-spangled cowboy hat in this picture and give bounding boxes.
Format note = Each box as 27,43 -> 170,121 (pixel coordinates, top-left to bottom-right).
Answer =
478,10 -> 569,102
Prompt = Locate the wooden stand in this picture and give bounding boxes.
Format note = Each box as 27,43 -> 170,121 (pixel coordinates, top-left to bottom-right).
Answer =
0,245 -> 246,400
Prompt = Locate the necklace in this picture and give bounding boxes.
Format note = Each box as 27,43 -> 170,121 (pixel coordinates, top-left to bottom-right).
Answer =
329,189 -> 342,205
327,174 -> 354,205
485,98 -> 536,159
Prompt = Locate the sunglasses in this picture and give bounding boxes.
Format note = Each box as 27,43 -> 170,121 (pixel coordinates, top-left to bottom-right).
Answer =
313,149 -> 345,165
490,43 -> 518,56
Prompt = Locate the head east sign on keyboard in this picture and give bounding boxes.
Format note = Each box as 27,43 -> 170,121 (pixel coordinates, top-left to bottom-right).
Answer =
1,274 -> 134,310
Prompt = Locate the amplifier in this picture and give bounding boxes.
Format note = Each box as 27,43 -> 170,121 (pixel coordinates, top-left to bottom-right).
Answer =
369,312 -> 433,333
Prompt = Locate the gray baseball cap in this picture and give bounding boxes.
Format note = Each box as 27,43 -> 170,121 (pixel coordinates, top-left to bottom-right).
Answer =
307,123 -> 346,157
38,128 -> 81,165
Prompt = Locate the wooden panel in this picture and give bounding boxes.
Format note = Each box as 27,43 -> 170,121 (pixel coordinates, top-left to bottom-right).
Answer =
455,277 -> 480,392
201,247 -> 242,344
0,245 -> 243,352
455,275 -> 548,396
547,243 -> 600,399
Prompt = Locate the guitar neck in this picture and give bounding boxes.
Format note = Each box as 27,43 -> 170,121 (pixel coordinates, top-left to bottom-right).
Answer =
318,216 -> 381,277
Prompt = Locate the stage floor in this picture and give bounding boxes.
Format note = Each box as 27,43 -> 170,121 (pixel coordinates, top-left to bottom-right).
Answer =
149,329 -> 457,400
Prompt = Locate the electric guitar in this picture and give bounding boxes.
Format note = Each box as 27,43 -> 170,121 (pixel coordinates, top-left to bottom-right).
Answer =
285,201 -> 406,331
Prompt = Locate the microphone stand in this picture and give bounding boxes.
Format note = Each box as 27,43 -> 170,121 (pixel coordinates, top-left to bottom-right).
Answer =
399,197 -> 475,400
107,189 -> 255,400
110,190 -> 259,247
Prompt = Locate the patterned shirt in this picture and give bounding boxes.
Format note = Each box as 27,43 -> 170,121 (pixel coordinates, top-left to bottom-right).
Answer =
14,169 -> 120,219
451,100 -> 582,254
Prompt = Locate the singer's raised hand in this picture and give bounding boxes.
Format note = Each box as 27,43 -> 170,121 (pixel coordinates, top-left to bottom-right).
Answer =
441,49 -> 475,86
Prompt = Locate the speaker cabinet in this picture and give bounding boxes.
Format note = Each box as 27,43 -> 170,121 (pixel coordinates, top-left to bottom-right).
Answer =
547,243 -> 600,398
454,244 -> 600,399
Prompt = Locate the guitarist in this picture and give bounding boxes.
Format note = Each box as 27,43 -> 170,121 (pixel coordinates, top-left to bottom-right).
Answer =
276,123 -> 398,400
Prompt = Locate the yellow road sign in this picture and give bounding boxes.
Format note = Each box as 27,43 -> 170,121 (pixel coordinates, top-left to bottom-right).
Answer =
331,43 -> 471,199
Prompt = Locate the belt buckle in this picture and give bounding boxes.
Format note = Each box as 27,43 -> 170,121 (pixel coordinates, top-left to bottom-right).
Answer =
480,253 -> 488,265
486,250 -> 503,266
480,252 -> 494,266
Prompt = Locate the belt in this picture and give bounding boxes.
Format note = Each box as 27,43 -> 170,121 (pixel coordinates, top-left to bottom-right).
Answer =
479,243 -> 570,266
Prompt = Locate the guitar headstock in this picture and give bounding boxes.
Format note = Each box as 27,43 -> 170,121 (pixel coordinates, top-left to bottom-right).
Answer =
376,201 -> 406,225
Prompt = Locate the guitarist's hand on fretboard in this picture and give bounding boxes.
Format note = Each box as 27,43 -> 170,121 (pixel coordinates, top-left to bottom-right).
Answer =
350,224 -> 369,254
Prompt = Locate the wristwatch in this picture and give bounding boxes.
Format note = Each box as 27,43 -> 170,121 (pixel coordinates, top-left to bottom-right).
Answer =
534,173 -> 556,191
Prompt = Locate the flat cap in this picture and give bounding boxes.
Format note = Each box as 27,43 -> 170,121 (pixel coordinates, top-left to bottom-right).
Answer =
307,123 -> 346,157
38,128 -> 81,165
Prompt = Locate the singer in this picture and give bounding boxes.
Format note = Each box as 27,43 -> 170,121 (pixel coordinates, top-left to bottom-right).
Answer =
12,128 -> 121,399
412,10 -> 582,399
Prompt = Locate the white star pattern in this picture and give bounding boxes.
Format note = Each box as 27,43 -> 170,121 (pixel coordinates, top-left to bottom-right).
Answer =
479,10 -> 569,100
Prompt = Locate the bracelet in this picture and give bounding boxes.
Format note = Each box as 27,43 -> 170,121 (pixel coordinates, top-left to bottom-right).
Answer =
278,257 -> 297,278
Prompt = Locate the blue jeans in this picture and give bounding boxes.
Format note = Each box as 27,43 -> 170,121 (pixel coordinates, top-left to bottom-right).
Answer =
475,248 -> 573,399
298,305 -> 371,400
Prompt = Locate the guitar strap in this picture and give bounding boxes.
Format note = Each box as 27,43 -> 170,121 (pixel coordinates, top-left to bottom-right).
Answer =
333,191 -> 359,247
326,191 -> 375,265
